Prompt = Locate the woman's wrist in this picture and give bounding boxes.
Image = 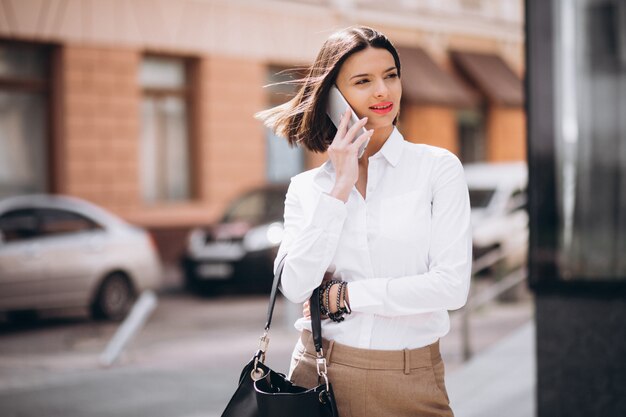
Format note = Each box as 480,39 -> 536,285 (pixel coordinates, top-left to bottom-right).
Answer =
330,183 -> 352,202
321,281 -> 352,322
329,282 -> 349,311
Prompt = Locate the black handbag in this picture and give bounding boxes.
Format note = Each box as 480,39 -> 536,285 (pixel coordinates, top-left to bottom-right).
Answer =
220,256 -> 339,417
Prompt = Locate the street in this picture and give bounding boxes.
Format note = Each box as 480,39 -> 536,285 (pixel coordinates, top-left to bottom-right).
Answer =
0,288 -> 533,417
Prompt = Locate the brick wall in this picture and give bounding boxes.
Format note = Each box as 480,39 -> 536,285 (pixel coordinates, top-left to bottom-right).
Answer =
56,46 -> 268,228
201,55 -> 267,212
400,105 -> 459,156
59,45 -> 141,212
487,106 -> 526,162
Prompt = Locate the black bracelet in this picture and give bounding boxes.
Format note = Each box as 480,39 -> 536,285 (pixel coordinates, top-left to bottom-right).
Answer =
320,279 -> 339,318
327,281 -> 345,323
342,282 -> 352,314
334,282 -> 342,316
324,281 -> 333,317
318,280 -> 351,323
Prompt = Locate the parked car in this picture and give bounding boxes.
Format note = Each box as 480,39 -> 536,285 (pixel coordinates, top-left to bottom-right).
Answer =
182,184 -> 288,294
0,194 -> 162,321
464,162 -> 528,271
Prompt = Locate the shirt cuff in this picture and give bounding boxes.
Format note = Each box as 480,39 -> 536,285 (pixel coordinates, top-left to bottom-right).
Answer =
309,192 -> 348,231
347,278 -> 389,314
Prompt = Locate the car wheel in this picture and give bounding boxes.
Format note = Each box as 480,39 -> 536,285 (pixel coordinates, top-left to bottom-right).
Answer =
92,272 -> 135,321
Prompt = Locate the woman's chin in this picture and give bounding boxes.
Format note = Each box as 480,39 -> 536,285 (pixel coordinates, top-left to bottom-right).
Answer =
368,122 -> 395,133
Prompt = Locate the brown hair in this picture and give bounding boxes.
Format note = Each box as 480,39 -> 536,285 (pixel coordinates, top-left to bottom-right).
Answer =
255,26 -> 401,153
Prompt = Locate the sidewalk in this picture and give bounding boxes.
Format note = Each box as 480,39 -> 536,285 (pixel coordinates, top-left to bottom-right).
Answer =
446,322 -> 536,417
0,293 -> 535,417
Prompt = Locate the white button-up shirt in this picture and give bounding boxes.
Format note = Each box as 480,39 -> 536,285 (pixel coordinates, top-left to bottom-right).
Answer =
275,128 -> 472,350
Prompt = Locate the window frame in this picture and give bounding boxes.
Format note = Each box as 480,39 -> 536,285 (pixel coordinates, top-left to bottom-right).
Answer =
139,53 -> 199,203
0,208 -> 41,243
36,207 -> 103,238
0,207 -> 103,244
0,41 -> 57,195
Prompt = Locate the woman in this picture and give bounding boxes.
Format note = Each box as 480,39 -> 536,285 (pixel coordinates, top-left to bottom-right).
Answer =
256,26 -> 471,417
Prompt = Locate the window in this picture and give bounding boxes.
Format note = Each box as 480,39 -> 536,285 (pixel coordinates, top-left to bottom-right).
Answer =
38,208 -> 100,237
265,65 -> 305,183
222,187 -> 287,224
140,56 -> 192,203
457,108 -> 486,163
0,208 -> 99,243
223,191 -> 267,224
468,188 -> 495,209
0,43 -> 50,198
0,209 -> 40,243
506,189 -> 527,214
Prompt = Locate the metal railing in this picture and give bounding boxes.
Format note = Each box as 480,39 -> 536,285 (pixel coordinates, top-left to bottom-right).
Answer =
461,247 -> 528,361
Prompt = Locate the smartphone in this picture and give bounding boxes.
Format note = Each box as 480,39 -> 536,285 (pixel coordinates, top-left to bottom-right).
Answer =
326,85 -> 369,158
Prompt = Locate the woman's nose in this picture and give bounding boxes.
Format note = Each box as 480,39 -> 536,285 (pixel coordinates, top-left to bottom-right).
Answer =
374,79 -> 388,98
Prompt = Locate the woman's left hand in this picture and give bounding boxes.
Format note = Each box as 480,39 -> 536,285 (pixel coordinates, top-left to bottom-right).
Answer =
302,300 -> 311,319
302,271 -> 336,319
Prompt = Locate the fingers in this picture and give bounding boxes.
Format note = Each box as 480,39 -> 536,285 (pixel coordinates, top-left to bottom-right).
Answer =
336,107 -> 351,137
302,300 -> 310,319
332,107 -> 368,146
331,108 -> 351,143
352,129 -> 373,152
343,116 -> 369,145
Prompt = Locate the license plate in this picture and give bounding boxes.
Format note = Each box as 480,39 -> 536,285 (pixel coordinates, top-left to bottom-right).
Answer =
196,263 -> 233,280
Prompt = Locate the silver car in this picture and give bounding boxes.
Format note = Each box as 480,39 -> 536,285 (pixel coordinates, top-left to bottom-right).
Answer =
0,194 -> 162,321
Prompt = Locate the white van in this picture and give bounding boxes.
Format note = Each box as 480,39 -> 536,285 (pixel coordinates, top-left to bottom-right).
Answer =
464,162 -> 528,271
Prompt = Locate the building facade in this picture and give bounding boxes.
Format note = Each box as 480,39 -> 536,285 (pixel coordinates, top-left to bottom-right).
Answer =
0,0 -> 524,259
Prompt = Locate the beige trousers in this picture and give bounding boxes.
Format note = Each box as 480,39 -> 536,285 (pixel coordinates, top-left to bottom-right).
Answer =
289,330 -> 454,417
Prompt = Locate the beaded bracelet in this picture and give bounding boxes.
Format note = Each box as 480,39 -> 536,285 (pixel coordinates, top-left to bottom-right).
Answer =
319,279 -> 340,317
316,279 -> 352,323
327,281 -> 352,323
324,280 -> 334,316
341,282 -> 352,314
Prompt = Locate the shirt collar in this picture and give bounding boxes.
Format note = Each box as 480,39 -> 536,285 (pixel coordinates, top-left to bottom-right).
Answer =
377,126 -> 404,167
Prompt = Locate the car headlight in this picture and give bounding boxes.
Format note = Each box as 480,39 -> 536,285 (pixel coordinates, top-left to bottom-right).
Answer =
188,228 -> 206,250
243,222 -> 284,252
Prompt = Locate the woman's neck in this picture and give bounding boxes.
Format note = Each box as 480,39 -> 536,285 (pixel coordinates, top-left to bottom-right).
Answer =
359,124 -> 394,164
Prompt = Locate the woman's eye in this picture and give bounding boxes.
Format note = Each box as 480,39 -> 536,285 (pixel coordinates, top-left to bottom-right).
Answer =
386,73 -> 399,79
355,79 -> 369,85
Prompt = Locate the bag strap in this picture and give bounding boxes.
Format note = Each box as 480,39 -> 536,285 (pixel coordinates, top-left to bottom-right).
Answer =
264,253 -> 287,331
310,287 -> 323,354
260,254 -> 329,389
263,254 -> 323,354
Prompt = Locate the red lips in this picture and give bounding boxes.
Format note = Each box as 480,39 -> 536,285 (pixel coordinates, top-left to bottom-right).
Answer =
369,101 -> 394,115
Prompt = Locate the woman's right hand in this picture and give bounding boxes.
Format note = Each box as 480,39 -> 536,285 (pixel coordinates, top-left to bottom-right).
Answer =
327,108 -> 373,202
302,272 -> 333,320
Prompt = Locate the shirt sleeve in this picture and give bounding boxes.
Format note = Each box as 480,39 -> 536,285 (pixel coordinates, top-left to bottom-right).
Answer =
274,176 -> 348,304
348,151 -> 472,316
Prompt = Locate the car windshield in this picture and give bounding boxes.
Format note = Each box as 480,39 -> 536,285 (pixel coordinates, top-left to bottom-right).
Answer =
222,189 -> 286,224
469,188 -> 496,209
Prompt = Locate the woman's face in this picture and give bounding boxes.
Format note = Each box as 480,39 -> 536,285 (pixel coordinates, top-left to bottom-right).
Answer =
335,47 -> 402,132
